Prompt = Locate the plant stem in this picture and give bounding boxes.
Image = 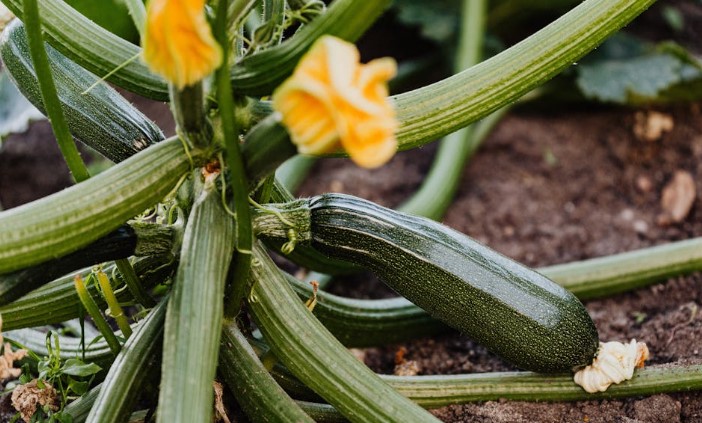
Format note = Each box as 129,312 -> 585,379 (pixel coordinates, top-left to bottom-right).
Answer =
22,0 -> 89,182
115,259 -> 156,307
157,176 -> 235,423
242,0 -> 657,173
247,244 -> 440,422
87,297 -> 166,423
247,333 -> 702,407
74,275 -> 121,355
219,320 -> 315,422
393,0 -> 656,149
398,0 -> 488,220
0,256 -> 173,331
122,0 -> 146,39
0,137 -> 197,274
170,83 -> 210,149
216,0 -> 253,318
96,271 -> 133,339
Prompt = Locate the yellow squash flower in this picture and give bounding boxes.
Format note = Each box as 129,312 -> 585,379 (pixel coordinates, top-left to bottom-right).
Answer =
142,0 -> 222,89
273,36 -> 398,168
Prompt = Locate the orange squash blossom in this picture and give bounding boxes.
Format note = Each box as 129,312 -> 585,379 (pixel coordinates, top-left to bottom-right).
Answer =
273,36 -> 398,168
142,0 -> 222,88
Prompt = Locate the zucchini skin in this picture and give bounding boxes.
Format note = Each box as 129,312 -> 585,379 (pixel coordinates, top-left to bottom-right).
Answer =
308,194 -> 599,373
0,21 -> 164,163
0,225 -> 136,306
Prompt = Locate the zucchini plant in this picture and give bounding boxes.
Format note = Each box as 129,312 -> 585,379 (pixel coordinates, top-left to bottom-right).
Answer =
1,0 -> 701,422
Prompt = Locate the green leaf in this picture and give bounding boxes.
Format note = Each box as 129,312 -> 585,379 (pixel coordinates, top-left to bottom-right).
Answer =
577,53 -> 684,103
576,34 -> 702,104
61,359 -> 101,377
66,377 -> 89,396
393,0 -> 459,42
0,69 -> 44,141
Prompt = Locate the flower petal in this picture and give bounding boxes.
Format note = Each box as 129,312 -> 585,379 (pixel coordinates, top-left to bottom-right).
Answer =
142,0 -> 222,88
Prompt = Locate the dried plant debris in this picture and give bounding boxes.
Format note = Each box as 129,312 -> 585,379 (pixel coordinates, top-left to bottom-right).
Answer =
0,315 -> 27,380
10,379 -> 58,422
658,170 -> 696,225
394,346 -> 421,376
574,340 -> 649,393
633,111 -> 674,142
213,381 -> 231,423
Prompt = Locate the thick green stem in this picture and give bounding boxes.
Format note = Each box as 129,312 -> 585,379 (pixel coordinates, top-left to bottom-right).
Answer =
0,256 -> 173,331
242,0 -> 656,174
393,0 -> 656,149
248,335 -> 702,407
248,244 -> 440,422
0,137 -> 197,274
87,298 -> 166,423
397,0 -> 488,220
157,176 -> 235,422
22,0 -> 90,182
219,321 -> 315,422
170,83 -> 210,149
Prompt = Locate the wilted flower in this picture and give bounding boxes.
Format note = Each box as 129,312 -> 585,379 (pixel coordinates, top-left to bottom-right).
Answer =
273,36 -> 398,169
142,0 -> 222,88
574,339 -> 649,393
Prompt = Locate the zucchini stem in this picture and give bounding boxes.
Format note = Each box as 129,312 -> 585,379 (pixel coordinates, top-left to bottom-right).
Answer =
21,0 -> 90,182
74,275 -> 121,355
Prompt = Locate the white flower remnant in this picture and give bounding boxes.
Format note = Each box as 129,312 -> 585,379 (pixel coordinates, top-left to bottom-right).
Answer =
574,339 -> 649,393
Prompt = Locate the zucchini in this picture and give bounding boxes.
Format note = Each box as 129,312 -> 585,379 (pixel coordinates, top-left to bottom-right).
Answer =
258,194 -> 599,373
0,21 -> 164,163
0,222 -> 174,306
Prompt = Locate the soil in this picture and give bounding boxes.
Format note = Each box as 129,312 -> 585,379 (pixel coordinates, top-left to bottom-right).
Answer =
3,5 -> 702,423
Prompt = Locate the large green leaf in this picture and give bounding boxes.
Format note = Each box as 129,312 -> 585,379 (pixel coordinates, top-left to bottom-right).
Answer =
576,35 -> 702,104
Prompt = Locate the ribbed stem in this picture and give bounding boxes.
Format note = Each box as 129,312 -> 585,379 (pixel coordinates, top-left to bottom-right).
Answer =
397,0 -> 488,220
393,0 -> 656,150
87,298 -> 166,423
0,137 -> 197,274
0,256 -> 173,331
170,83 -> 210,149
219,321 -> 314,422
248,244 -> 440,422
241,0 -> 656,174
157,176 -> 236,422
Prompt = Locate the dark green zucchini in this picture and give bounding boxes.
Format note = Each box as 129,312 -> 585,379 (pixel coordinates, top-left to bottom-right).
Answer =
273,194 -> 599,373
0,20 -> 164,163
0,222 -> 174,306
